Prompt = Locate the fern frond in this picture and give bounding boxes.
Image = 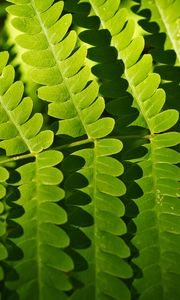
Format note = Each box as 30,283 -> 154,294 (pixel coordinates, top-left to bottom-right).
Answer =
6,4 -> 132,299
0,50 -> 74,299
87,0 -> 179,133
84,1 -> 180,299
0,51 -> 53,156
3,1 -> 180,299
66,139 -> 132,300
153,0 -> 180,64
7,0 -> 114,139
6,150 -> 73,299
133,132 -> 180,300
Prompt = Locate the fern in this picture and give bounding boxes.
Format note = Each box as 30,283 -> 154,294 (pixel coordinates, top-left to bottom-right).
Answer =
0,0 -> 179,299
0,51 -> 73,299
7,150 -> 73,300
152,0 -> 180,64
76,0 -> 180,299
67,139 -> 132,300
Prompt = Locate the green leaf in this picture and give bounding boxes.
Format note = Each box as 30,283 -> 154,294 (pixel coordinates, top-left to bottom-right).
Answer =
87,118 -> 114,138
149,109 -> 179,133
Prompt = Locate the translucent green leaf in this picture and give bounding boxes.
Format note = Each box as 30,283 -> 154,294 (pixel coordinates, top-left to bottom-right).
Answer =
0,52 -> 9,73
153,132 -> 180,148
29,130 -> 54,152
97,210 -> 126,235
121,37 -> 144,68
3,81 -> 23,110
16,32 -> 48,50
33,0 -> 54,13
12,17 -> 41,34
97,173 -> 126,196
143,89 -> 165,118
99,232 -> 130,258
60,46 -> 87,78
96,156 -> 124,176
41,1 -> 64,28
0,167 -> 9,182
54,31 -> 77,61
49,101 -> 76,119
136,73 -> 161,101
0,65 -> 15,95
7,4 -> 35,17
39,224 -> 69,248
38,202 -> 67,224
98,252 -> 133,278
112,20 -> 135,51
149,109 -> 179,133
87,118 -> 114,138
97,0 -> 120,21
57,117 -> 85,137
96,139 -> 123,156
22,49 -> 55,68
106,8 -> 128,35
37,150 -> 63,167
48,14 -> 72,44
127,54 -> 152,86
96,191 -> 125,216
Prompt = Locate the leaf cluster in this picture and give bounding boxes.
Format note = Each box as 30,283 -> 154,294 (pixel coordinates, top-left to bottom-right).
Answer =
0,1 -> 179,299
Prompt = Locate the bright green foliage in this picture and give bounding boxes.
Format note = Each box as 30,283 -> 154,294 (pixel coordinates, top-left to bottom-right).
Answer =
154,0 -> 180,64
68,139 -> 131,299
0,0 -> 179,299
84,1 -> 180,299
7,0 -> 114,139
6,150 -> 73,300
0,51 -> 53,155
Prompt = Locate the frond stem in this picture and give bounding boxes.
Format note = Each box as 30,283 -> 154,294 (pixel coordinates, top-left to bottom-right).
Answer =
54,137 -> 94,150
0,153 -> 35,165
